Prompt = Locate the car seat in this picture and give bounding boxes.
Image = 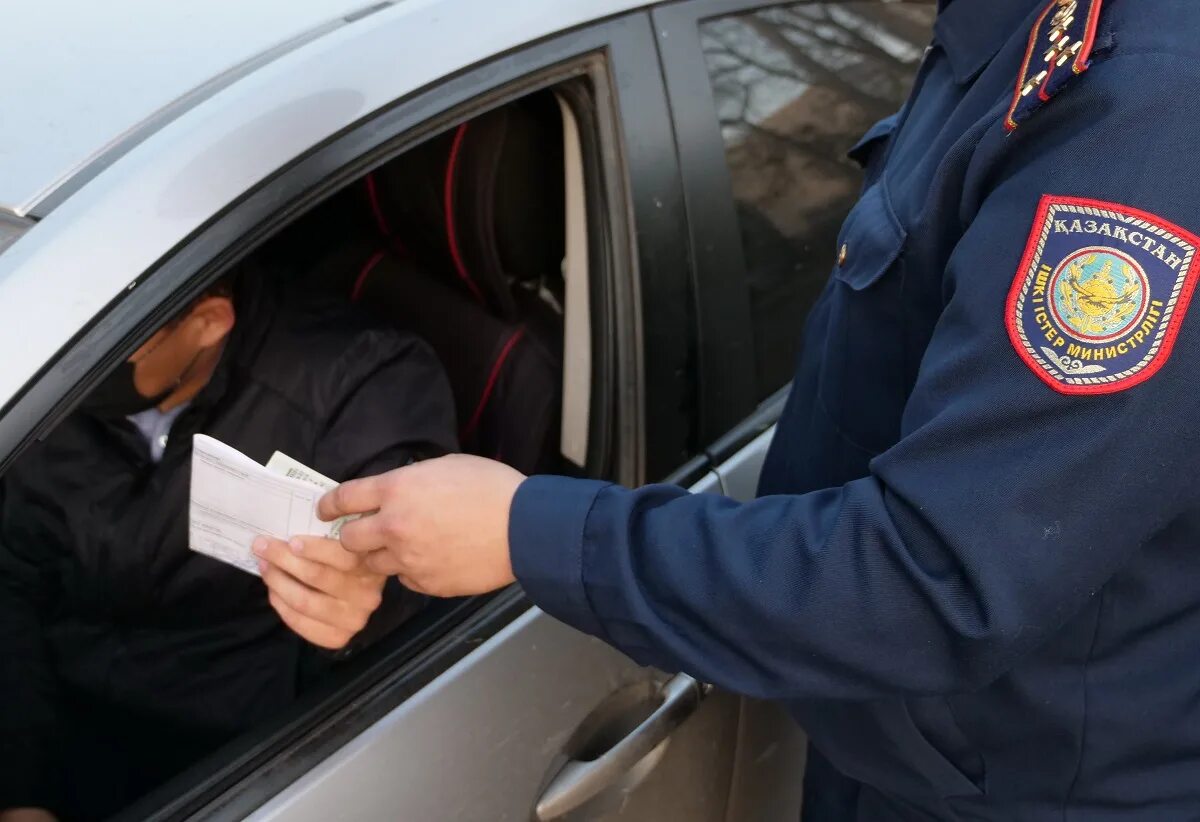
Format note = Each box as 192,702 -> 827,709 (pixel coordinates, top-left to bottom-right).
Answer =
362,93 -> 566,324
349,93 -> 567,474
265,92 -> 568,475
347,249 -> 560,471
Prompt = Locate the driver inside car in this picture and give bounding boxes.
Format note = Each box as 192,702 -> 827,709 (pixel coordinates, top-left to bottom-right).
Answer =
0,269 -> 457,822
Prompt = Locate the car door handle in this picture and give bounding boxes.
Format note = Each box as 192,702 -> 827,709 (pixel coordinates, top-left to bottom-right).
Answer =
534,674 -> 707,821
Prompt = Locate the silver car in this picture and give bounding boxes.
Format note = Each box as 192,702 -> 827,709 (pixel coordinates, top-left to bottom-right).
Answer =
0,1 -> 931,819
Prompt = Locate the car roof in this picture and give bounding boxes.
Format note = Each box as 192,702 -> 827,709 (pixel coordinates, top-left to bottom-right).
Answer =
0,0 -> 649,414
3,0 -> 631,218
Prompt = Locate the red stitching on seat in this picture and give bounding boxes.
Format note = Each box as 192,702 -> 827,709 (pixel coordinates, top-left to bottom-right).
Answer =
461,326 -> 525,441
444,123 -> 486,305
366,173 -> 391,237
351,250 -> 386,303
365,172 -> 408,256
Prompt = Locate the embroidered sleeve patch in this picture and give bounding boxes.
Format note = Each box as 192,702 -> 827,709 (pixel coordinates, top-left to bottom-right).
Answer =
1007,196 -> 1200,394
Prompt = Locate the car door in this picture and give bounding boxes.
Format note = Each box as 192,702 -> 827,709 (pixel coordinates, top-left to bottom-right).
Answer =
219,17 -> 749,822
0,5 -> 802,822
652,0 -> 936,817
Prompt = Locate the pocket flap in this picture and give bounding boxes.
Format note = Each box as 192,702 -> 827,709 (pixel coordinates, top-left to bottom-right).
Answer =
834,181 -> 907,291
847,112 -> 901,166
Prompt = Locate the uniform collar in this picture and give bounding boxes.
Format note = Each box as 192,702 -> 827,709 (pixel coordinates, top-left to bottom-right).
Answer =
935,0 -> 1050,84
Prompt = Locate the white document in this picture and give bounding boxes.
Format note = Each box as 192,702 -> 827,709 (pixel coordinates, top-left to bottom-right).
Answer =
189,435 -> 349,575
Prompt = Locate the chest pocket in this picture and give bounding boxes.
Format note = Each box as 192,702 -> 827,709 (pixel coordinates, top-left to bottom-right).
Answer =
848,112 -> 900,186
817,179 -> 909,455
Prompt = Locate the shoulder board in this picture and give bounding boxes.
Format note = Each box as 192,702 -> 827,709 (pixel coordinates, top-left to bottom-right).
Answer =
1005,0 -> 1104,132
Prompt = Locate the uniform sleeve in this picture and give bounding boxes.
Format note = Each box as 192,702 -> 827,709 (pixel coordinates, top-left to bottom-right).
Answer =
510,54 -> 1200,700
315,327 -> 459,651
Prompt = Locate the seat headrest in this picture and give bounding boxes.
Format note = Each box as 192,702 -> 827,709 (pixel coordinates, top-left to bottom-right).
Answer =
363,92 -> 566,321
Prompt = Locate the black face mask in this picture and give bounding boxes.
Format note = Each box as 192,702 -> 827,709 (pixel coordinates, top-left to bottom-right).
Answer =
79,360 -> 176,419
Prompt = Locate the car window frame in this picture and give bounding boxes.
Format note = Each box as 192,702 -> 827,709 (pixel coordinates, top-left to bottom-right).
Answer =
0,12 -> 693,821
652,0 -> 777,446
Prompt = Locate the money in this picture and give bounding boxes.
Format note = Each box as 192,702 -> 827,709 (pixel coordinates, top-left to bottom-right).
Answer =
264,451 -> 361,538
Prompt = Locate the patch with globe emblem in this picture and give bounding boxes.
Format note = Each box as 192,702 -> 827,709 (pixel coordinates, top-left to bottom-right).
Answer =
1007,196 -> 1200,394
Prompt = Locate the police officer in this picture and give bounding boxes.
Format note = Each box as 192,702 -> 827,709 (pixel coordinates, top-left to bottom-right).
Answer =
258,0 -> 1200,818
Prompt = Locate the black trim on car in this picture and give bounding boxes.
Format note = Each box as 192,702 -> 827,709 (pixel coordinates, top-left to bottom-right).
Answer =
705,382 -> 789,466
663,452 -> 714,490
606,15 -> 698,483
650,0 -> 773,446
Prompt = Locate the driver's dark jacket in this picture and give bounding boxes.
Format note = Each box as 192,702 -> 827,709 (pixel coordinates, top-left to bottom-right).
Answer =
509,1 -> 1200,819
0,277 -> 457,814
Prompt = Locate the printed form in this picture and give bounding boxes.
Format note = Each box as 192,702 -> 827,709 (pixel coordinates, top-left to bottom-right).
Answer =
189,434 -> 353,575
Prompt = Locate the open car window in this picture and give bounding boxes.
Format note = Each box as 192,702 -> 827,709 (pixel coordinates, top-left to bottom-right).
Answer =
0,60 -> 638,822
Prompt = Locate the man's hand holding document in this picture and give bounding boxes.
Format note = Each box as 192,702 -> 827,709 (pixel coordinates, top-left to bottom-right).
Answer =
188,434 -> 357,575
190,433 -> 384,650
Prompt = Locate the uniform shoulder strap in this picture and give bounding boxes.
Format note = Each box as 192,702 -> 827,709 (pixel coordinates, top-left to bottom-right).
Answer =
1005,0 -> 1105,132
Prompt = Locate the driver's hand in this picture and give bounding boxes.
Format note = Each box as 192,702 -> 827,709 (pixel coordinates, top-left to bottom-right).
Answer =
253,535 -> 386,650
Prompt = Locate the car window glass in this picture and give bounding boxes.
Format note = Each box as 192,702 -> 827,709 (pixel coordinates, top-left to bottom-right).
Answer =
700,2 -> 935,399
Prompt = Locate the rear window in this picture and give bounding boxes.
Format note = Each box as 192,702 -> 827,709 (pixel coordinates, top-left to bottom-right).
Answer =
699,2 -> 935,399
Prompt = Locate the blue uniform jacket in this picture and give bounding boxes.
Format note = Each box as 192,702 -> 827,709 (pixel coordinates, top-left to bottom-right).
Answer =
510,1 -> 1200,818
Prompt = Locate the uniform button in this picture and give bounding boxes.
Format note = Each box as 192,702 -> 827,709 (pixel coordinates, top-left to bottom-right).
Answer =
838,243 -> 848,266
157,433 -> 169,451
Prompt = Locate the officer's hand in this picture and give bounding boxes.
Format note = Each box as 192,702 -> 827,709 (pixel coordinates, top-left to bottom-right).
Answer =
252,535 -> 386,650
0,809 -> 58,822
319,454 -> 525,597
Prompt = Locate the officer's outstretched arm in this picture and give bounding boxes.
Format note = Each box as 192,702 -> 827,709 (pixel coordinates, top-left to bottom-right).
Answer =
511,55 -> 1200,700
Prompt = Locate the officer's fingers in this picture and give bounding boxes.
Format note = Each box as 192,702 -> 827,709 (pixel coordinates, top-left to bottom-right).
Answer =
268,592 -> 354,650
337,514 -> 391,555
318,475 -> 387,522
394,571 -> 428,596
365,549 -> 408,579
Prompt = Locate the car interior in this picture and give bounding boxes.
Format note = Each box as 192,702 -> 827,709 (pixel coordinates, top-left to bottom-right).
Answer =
261,85 -> 595,479
18,81 -> 609,819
